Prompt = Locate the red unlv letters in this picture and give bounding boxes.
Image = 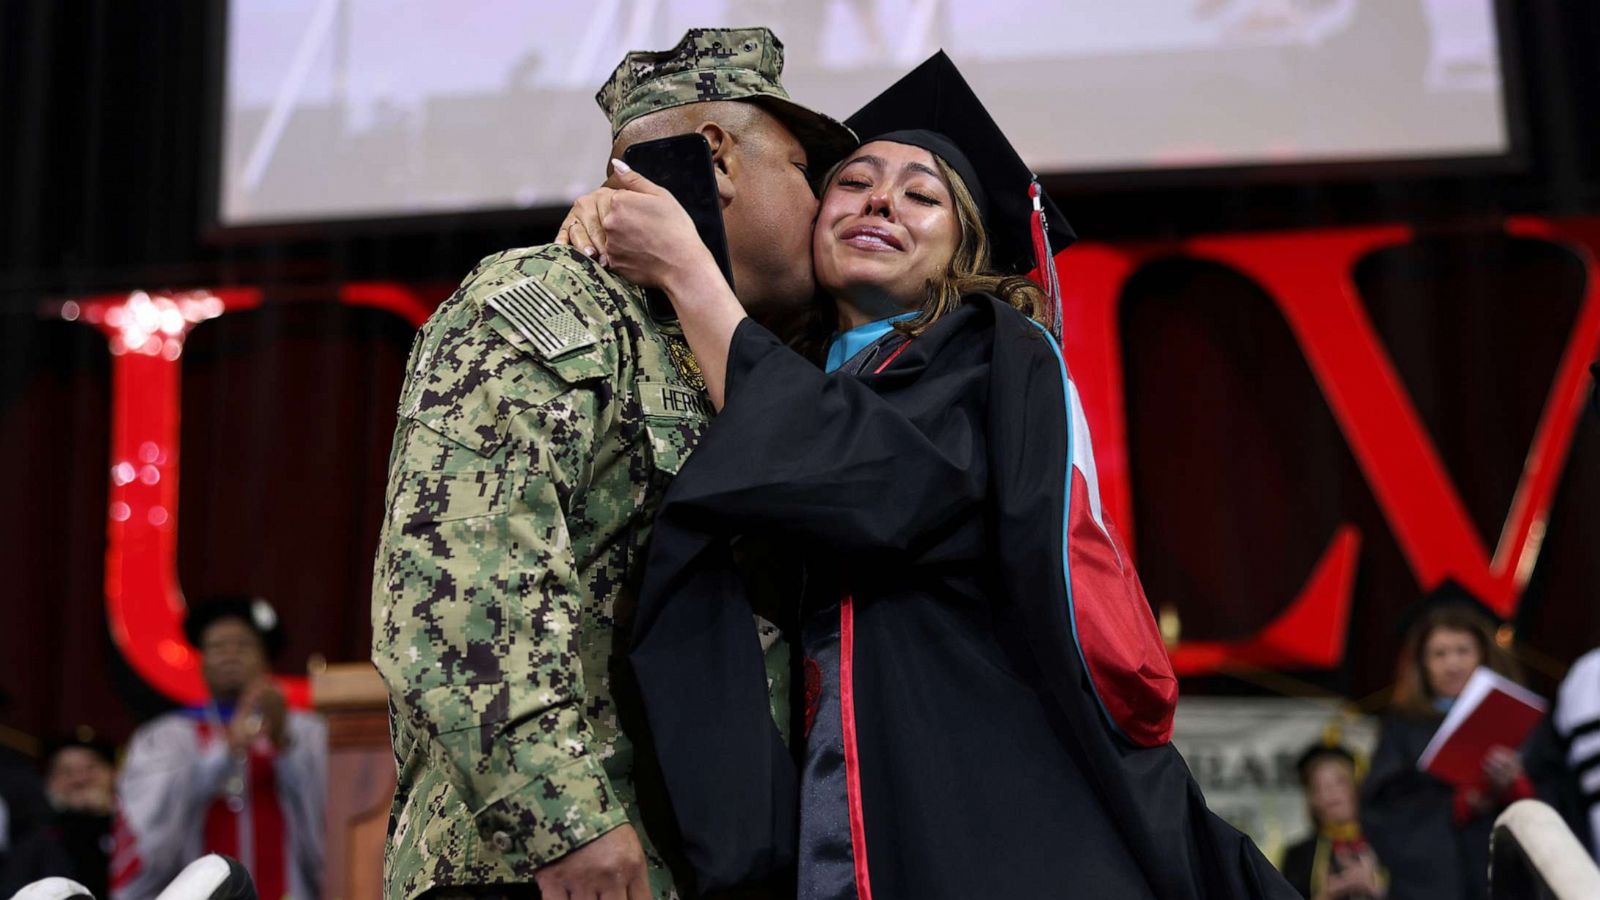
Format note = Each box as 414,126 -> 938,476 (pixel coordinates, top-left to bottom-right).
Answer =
67,285 -> 433,705
1059,218 -> 1600,675
68,220 -> 1600,702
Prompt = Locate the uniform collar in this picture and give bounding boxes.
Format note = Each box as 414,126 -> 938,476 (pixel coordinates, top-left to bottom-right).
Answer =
824,312 -> 919,373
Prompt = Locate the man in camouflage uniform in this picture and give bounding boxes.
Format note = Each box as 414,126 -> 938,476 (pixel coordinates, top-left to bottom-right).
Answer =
371,27 -> 854,900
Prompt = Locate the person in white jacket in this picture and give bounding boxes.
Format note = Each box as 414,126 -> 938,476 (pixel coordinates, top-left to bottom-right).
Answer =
111,597 -> 324,900
1549,647 -> 1600,862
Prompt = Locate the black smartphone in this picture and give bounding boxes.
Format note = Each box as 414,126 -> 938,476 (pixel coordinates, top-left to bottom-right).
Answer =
621,133 -> 736,316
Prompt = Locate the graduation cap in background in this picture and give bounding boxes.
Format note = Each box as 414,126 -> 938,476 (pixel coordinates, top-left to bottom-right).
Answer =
1294,741 -> 1358,784
183,594 -> 287,659
1395,577 -> 1504,639
845,51 -> 1076,340
43,728 -> 117,768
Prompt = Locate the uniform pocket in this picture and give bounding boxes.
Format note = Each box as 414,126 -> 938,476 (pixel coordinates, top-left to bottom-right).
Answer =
378,424 -> 518,692
403,469 -> 508,525
637,379 -> 709,476
389,418 -> 516,526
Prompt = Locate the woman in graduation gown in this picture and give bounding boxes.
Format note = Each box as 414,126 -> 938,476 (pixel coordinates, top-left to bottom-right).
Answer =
1280,743 -> 1387,899
1360,585 -> 1534,900
592,54 -> 1296,899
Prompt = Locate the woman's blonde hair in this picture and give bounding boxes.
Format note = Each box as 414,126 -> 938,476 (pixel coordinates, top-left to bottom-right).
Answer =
1389,605 -> 1523,719
817,152 -> 1050,339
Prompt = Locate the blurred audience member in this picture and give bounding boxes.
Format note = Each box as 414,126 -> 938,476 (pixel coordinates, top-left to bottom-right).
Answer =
112,596 -> 325,900
1282,743 -> 1387,899
0,734 -> 117,898
1362,581 -> 1529,900
1,688 -> 53,883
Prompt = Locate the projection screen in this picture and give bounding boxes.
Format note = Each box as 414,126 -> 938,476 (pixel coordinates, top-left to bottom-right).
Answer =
218,0 -> 1510,226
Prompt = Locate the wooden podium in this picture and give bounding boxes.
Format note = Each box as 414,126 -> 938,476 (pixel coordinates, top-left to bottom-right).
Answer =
312,662 -> 395,900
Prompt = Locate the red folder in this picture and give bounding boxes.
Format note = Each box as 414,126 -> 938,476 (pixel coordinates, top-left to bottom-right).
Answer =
1417,667 -> 1548,788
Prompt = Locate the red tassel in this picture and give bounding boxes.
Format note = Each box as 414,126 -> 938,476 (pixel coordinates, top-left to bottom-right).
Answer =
1027,181 -> 1065,345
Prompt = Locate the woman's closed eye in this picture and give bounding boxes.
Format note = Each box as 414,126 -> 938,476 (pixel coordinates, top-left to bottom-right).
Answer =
837,177 -> 940,207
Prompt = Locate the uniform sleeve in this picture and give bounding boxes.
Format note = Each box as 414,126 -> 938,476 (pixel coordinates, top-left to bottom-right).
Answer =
371,250 -> 629,875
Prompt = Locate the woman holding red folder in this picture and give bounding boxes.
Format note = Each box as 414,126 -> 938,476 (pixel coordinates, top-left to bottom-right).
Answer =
1361,582 -> 1532,900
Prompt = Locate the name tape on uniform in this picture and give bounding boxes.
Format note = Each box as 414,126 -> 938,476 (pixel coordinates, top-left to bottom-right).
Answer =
639,380 -> 711,419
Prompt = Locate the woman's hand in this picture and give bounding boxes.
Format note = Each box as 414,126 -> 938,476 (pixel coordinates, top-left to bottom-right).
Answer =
1483,745 -> 1525,795
597,159 -> 725,299
596,159 -> 747,410
554,186 -> 619,263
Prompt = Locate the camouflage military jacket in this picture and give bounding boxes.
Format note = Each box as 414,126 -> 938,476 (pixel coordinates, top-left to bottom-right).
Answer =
372,245 -> 762,900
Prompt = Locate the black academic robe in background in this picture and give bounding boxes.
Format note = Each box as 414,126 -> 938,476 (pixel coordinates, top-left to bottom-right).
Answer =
1362,715 -> 1493,900
1523,708 -> 1597,857
1278,831 -> 1385,900
1279,836 -> 1318,899
631,296 -> 1295,899
0,810 -> 112,899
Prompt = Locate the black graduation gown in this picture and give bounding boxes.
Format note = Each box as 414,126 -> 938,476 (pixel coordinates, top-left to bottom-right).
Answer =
0,811 -> 112,900
1278,832 -> 1384,900
1522,711 -> 1596,854
1361,715 -> 1493,900
630,296 -> 1296,899
1278,836 -> 1318,899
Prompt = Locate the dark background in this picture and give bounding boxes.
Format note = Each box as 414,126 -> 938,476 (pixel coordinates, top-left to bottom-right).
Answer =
2,0 -> 1598,746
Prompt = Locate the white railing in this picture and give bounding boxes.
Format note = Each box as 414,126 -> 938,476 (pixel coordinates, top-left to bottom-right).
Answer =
1490,799 -> 1600,899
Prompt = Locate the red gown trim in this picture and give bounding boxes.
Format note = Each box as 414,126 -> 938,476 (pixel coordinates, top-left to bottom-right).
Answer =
197,721 -> 241,862
250,743 -> 287,900
840,594 -> 875,900
873,340 -> 912,374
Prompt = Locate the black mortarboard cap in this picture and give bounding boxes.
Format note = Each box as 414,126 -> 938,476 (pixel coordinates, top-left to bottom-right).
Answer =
183,594 -> 286,658
1395,578 -> 1503,638
44,730 -> 117,769
1294,742 -> 1356,784
844,51 -> 1076,277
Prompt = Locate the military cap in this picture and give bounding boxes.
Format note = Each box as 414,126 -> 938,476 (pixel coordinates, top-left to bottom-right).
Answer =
184,593 -> 287,658
596,26 -> 856,171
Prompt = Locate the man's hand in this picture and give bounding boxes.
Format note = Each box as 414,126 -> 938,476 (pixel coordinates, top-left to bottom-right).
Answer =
228,677 -> 289,752
255,677 -> 289,747
534,824 -> 652,900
